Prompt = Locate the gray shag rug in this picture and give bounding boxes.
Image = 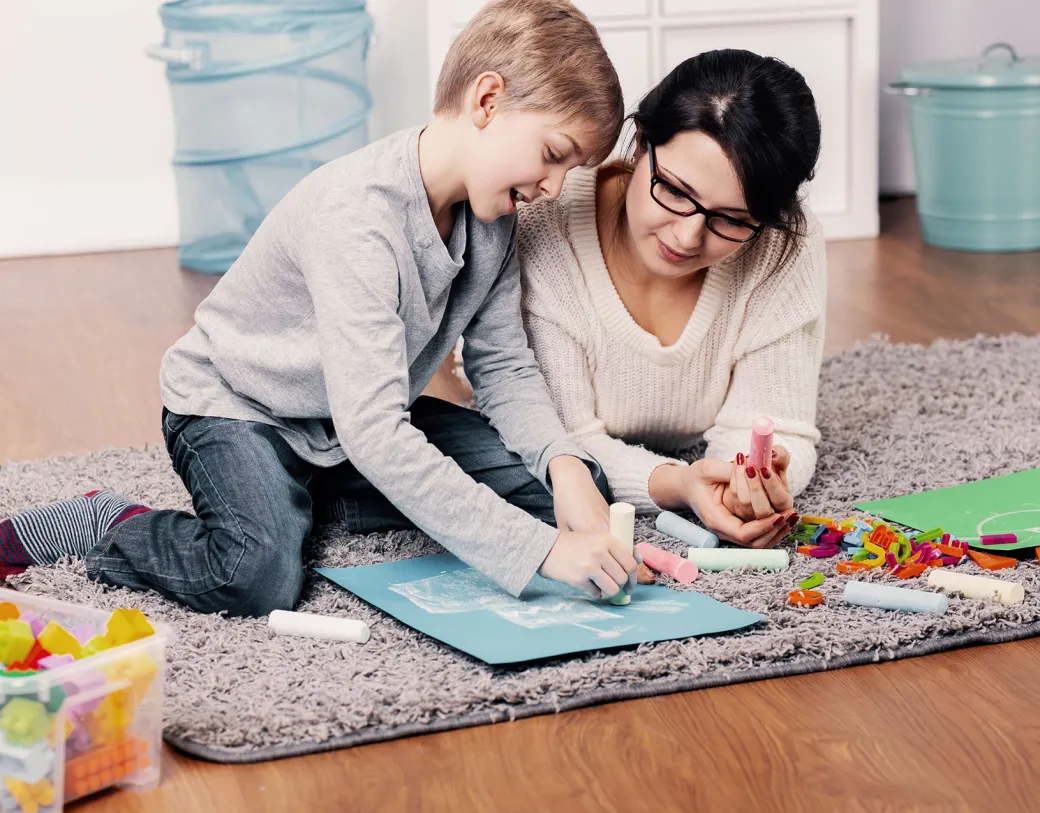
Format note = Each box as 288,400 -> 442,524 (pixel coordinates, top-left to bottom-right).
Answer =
2,334 -> 1040,764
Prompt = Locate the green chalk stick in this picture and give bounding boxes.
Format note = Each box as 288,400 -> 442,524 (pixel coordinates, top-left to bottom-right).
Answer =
686,547 -> 789,572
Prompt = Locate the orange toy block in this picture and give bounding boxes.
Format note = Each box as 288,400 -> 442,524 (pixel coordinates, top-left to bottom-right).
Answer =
967,549 -> 1017,571
64,737 -> 149,801
895,562 -> 928,580
0,601 -> 19,621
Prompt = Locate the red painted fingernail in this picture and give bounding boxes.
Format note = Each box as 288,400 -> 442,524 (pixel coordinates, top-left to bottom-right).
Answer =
788,513 -> 799,525
745,467 -> 756,478
736,453 -> 745,466
760,468 -> 771,480
773,516 -> 784,527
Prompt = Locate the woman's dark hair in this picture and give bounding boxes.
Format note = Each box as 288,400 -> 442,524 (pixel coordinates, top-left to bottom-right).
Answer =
618,49 -> 821,264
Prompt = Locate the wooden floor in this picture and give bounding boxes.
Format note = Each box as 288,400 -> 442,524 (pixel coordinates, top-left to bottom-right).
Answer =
2,197 -> 1039,812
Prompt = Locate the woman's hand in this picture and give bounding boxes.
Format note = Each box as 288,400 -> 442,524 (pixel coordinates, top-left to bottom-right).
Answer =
686,458 -> 798,549
548,455 -> 610,534
721,446 -> 794,521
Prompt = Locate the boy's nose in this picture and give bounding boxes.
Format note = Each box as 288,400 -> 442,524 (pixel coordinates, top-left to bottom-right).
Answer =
538,173 -> 565,201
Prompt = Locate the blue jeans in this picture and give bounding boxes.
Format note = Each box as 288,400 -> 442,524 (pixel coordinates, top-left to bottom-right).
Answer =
85,397 -> 608,616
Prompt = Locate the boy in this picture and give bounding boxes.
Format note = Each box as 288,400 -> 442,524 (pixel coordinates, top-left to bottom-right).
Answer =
0,0 -> 636,615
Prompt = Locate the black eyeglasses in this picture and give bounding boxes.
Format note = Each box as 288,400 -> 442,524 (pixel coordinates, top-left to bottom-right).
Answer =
648,143 -> 762,243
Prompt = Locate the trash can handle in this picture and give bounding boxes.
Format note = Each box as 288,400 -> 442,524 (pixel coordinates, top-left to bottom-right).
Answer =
884,82 -> 931,97
145,44 -> 206,70
979,42 -> 1020,70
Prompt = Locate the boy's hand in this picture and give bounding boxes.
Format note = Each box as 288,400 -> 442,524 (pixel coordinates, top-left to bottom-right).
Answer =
538,531 -> 637,598
722,446 -> 794,521
685,459 -> 795,549
548,455 -> 610,534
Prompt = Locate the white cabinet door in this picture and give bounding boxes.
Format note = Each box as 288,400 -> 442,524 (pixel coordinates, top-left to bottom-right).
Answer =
427,0 -> 878,239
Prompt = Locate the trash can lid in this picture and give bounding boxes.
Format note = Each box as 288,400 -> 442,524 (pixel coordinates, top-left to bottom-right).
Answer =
161,0 -> 367,32
900,42 -> 1040,89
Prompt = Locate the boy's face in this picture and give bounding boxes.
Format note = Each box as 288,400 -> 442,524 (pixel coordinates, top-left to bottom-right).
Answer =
466,109 -> 599,222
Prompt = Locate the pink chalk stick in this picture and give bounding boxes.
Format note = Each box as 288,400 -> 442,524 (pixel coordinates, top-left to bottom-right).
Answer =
749,417 -> 775,470
635,542 -> 699,583
980,534 -> 1018,546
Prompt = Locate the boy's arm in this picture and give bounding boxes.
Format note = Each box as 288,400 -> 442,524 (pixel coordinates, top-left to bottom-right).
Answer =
462,242 -> 600,489
301,225 -> 559,597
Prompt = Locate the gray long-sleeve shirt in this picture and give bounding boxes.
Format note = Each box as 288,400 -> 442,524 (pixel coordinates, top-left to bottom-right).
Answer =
160,126 -> 591,596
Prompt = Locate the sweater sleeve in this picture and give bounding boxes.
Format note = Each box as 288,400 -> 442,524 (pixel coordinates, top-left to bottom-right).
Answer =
462,240 -> 598,489
702,221 -> 827,495
300,219 -> 559,597
523,310 -> 685,514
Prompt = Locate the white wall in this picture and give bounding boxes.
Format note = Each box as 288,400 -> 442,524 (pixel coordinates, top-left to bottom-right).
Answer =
0,0 -> 430,259
879,0 -> 1040,194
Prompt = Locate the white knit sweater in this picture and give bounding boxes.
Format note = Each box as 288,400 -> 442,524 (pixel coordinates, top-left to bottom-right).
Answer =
517,167 -> 826,513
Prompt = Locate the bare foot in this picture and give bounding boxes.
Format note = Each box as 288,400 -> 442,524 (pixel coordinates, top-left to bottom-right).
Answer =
422,354 -> 474,407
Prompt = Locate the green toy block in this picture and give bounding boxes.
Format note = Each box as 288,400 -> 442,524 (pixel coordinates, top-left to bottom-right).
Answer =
0,697 -> 51,746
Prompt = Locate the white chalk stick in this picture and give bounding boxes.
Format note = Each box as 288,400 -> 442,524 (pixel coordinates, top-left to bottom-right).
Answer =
685,547 -> 789,571
609,502 -> 636,605
927,570 -> 1025,605
268,610 -> 371,644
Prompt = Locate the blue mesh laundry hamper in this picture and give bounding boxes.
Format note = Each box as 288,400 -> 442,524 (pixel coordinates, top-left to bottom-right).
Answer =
148,0 -> 373,273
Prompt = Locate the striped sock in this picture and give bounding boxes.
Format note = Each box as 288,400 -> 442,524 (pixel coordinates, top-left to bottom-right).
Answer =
0,491 -> 151,566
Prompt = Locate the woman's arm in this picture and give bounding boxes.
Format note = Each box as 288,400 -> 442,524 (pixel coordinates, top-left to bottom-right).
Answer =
703,222 -> 828,495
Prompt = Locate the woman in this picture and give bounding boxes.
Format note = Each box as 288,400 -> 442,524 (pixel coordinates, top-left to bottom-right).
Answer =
517,49 -> 826,549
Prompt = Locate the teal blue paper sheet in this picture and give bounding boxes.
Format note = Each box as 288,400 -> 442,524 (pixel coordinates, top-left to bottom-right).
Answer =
317,554 -> 766,665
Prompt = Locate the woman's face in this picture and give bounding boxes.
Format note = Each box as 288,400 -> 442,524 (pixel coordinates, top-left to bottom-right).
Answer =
623,130 -> 758,279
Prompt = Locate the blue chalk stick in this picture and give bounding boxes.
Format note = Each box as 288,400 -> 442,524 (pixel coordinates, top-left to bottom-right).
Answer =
655,512 -> 719,549
843,581 -> 948,615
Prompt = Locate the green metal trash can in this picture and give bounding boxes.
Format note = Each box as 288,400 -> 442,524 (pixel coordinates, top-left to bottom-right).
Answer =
887,43 -> 1040,253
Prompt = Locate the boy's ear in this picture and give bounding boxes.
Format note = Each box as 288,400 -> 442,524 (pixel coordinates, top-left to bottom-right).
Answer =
468,71 -> 506,130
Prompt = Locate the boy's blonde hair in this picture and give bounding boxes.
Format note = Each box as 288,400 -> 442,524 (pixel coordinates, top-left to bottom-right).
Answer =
433,0 -> 624,166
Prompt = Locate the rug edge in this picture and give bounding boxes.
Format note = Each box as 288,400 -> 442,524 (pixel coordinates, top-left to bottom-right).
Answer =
164,618 -> 1040,764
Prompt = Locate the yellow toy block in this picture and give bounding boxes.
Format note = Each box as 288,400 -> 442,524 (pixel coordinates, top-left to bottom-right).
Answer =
4,777 -> 54,813
83,688 -> 134,747
104,653 -> 158,707
103,608 -> 155,646
37,621 -> 82,658
0,619 -> 34,664
79,635 -> 113,659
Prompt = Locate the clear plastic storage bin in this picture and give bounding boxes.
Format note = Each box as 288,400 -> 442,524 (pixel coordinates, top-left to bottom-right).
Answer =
0,589 -> 172,811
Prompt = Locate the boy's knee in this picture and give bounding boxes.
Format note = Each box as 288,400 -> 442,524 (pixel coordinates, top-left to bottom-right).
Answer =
213,543 -> 304,617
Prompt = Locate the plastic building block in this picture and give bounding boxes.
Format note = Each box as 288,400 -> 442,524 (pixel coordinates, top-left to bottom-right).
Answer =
798,572 -> 824,590
0,734 -> 54,785
0,604 -> 18,622
967,549 -> 1017,571
104,653 -> 158,707
64,737 -> 149,801
103,609 -> 155,647
79,635 -> 114,659
37,654 -> 74,670
3,776 -> 54,813
836,561 -> 871,574
36,622 -> 82,659
82,688 -> 135,747
0,699 -> 50,747
0,622 -> 34,666
788,589 -> 823,606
